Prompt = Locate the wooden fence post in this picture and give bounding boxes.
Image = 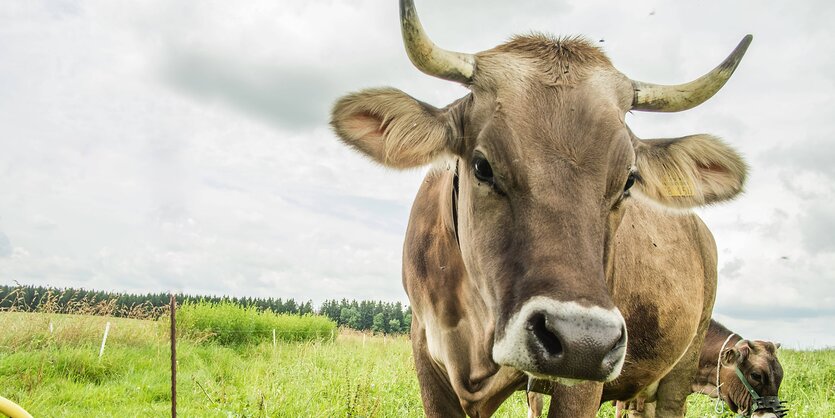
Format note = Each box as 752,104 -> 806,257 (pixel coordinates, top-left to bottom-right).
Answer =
98,321 -> 111,358
170,293 -> 177,418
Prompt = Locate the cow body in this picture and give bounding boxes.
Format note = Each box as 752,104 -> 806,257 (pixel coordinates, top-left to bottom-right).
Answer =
330,1 -> 752,416
602,199 -> 718,412
407,168 -> 717,417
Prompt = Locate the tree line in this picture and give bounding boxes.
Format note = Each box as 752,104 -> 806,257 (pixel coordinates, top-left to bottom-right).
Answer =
319,299 -> 412,335
0,284 -> 411,334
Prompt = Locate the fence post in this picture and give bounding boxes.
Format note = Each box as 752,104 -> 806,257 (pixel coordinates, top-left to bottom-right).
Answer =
49,321 -> 53,334
98,321 -> 111,358
272,329 -> 276,350
170,293 -> 177,418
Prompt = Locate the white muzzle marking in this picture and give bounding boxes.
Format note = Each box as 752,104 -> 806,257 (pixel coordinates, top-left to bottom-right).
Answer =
492,296 -> 627,382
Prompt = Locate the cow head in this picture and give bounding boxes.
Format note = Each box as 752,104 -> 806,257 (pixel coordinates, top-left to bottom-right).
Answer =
331,0 -> 750,382
720,340 -> 785,417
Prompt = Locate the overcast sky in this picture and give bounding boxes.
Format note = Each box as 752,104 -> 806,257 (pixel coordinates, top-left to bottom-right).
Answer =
1,0 -> 833,348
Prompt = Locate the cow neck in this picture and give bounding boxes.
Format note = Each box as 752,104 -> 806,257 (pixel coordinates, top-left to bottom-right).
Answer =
452,160 -> 460,247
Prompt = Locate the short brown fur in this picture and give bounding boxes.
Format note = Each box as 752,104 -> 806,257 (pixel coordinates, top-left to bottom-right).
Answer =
331,31 -> 749,417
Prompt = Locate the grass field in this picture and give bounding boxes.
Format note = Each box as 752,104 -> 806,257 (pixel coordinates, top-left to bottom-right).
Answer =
1,312 -> 832,417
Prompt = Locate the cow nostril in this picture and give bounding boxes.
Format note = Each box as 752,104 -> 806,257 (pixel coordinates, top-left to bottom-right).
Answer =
603,324 -> 627,360
613,325 -> 627,350
528,313 -> 563,357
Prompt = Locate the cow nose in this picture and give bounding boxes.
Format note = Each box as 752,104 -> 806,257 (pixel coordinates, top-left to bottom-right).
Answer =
492,297 -> 628,382
525,309 -> 626,381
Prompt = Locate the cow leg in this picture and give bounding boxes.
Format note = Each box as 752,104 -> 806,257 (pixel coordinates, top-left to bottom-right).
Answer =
625,400 -> 656,418
653,317 -> 710,417
527,392 -> 544,418
546,381 -> 603,418
655,255 -> 715,418
412,328 -> 466,417
651,350 -> 697,416
640,401 -> 656,417
621,398 -> 645,418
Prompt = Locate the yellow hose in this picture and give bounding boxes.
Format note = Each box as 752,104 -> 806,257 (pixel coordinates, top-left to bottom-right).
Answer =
0,396 -> 33,418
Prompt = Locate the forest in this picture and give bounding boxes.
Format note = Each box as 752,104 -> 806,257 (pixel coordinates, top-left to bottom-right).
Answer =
0,284 -> 412,335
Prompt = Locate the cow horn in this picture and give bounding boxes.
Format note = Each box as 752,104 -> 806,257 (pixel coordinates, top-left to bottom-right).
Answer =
631,35 -> 753,112
400,0 -> 475,84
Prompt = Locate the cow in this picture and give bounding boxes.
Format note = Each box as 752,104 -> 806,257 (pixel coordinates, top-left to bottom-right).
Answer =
692,320 -> 785,417
330,1 -> 751,416
527,319 -> 786,417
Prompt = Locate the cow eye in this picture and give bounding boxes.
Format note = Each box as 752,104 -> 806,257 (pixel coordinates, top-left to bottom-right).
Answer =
473,156 -> 494,183
751,372 -> 763,383
624,173 -> 636,193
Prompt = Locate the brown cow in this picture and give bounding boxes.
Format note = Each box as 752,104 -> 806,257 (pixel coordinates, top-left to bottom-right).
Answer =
528,320 -> 786,417
330,1 -> 751,416
692,320 -> 784,418
616,320 -> 785,417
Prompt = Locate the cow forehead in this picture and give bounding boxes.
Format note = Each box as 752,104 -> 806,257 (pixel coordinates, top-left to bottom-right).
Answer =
472,35 -> 633,108
474,35 -> 613,87
464,36 -> 634,167
746,342 -> 782,372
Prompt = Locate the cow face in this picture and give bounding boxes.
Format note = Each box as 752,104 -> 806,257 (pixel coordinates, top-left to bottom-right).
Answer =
721,340 -> 785,417
330,1 -> 749,382
454,45 -> 635,382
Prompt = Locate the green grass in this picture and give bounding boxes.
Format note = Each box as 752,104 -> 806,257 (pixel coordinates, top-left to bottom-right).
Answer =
1,312 -> 832,417
177,300 -> 336,346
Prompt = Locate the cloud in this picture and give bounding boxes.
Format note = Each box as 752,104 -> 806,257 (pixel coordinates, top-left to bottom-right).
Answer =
761,134 -> 835,183
713,313 -> 835,349
799,204 -> 835,254
719,258 -> 744,279
0,232 -> 11,258
2,0 -> 835,349
161,50 -> 338,130
283,192 -> 410,235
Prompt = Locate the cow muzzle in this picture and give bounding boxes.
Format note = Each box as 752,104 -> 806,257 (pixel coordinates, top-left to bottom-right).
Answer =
751,413 -> 779,418
492,297 -> 627,382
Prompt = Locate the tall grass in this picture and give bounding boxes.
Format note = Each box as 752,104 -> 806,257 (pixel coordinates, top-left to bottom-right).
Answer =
1,311 -> 832,417
0,284 -> 166,320
0,285 -> 337,348
176,300 -> 336,345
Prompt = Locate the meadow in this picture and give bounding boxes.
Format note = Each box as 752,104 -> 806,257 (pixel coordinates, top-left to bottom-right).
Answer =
0,311 -> 832,417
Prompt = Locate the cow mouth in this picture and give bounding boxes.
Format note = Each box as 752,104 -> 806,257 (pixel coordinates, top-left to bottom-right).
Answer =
726,396 -> 739,414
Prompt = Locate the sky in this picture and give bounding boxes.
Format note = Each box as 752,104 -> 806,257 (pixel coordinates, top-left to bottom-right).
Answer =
0,0 -> 833,348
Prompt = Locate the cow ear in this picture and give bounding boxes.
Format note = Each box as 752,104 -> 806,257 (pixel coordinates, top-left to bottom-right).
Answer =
721,340 -> 751,367
331,87 -> 454,169
632,134 -> 748,208
721,347 -> 739,367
